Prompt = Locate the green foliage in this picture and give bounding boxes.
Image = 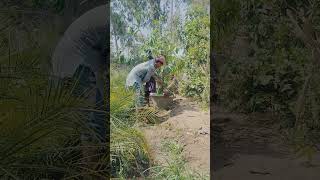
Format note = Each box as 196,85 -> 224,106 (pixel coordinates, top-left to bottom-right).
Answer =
219,48 -> 306,114
215,0 -> 320,160
110,65 -> 135,122
139,27 -> 183,89
211,0 -> 241,50
180,2 -> 210,107
110,119 -> 151,178
111,0 -> 168,56
0,46 -> 108,179
285,126 -> 320,163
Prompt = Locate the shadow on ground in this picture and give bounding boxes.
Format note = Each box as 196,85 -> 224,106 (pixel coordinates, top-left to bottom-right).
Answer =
168,98 -> 199,118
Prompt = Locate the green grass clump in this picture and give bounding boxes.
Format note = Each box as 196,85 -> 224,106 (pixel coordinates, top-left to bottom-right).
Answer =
0,53 -> 108,179
110,120 -> 151,178
110,65 -> 152,178
147,139 -> 209,180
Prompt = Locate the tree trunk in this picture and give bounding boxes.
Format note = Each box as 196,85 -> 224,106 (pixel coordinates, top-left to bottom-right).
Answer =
112,27 -> 119,57
171,0 -> 174,39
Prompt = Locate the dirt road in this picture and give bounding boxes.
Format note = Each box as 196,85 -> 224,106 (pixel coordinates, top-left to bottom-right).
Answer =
142,97 -> 210,175
212,106 -> 320,180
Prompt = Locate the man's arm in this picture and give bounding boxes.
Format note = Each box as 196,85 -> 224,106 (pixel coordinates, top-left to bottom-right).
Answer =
142,68 -> 155,83
152,73 -> 163,86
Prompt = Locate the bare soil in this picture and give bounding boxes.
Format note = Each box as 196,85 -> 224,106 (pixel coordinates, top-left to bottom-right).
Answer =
142,96 -> 210,175
141,99 -> 320,180
212,106 -> 320,180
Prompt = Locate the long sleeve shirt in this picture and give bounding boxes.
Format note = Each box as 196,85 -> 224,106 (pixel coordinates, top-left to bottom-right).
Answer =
51,5 -> 107,78
126,59 -> 156,88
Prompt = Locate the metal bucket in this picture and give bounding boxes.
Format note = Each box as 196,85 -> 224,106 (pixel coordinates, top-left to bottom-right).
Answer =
150,94 -> 174,110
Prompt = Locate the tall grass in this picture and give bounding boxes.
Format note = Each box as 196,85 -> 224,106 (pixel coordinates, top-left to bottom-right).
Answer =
110,64 -> 152,178
0,12 -> 109,178
0,49 -> 110,179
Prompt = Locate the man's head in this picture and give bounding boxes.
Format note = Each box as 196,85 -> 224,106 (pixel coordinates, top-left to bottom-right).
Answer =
155,55 -> 166,69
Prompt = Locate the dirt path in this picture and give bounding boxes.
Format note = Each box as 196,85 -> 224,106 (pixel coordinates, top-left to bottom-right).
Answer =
142,97 -> 210,175
212,106 -> 320,180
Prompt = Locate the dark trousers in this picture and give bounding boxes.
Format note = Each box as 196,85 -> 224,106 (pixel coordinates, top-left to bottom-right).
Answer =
72,64 -> 106,143
144,77 -> 156,106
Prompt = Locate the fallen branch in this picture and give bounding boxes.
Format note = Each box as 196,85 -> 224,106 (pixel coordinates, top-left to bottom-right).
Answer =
249,170 -> 271,175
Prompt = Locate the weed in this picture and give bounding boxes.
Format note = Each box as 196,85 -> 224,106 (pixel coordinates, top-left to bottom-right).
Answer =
147,139 -> 209,180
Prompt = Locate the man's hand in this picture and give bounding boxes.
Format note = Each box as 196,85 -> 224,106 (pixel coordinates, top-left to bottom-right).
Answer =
153,75 -> 163,85
163,89 -> 171,97
157,79 -> 164,86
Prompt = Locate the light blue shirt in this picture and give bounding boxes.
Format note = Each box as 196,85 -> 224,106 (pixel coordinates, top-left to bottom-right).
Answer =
126,59 -> 156,88
52,5 -> 107,78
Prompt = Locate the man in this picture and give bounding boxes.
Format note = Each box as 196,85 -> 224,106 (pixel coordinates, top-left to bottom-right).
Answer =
144,50 -> 157,106
51,4 -> 107,177
126,55 -> 166,108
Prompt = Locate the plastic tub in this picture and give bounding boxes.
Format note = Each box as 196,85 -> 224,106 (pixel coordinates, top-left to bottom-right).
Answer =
150,94 -> 174,110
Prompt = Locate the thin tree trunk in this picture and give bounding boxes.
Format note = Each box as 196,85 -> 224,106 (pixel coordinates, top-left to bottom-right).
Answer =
112,27 -> 119,57
171,0 -> 174,39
